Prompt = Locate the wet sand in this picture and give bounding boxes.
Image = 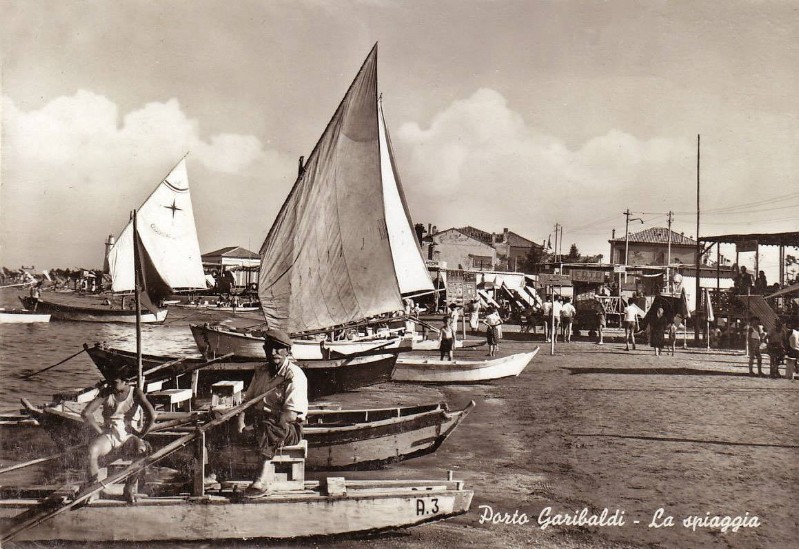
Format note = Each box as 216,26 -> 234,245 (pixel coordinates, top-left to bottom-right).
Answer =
318,329 -> 798,549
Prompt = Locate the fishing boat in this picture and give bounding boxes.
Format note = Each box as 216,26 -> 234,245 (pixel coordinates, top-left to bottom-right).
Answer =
83,343 -> 397,400
189,323 -> 405,360
19,159 -> 207,323
393,348 -> 539,383
0,308 -> 50,324
0,377 -> 472,543
15,396 -> 473,471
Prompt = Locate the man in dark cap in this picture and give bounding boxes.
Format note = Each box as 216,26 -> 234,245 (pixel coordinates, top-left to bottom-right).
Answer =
239,328 -> 308,497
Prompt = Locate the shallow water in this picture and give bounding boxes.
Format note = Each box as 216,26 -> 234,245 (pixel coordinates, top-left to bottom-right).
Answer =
0,289 -> 206,411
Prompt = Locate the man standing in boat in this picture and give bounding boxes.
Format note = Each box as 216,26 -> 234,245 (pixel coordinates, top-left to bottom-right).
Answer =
81,366 -> 157,502
238,329 -> 308,497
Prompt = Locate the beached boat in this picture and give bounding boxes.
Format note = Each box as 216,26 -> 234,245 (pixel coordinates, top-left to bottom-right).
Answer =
83,343 -> 397,400
189,323 -> 404,361
15,398 -> 473,471
1,376 -> 472,543
0,308 -> 50,324
393,348 -> 539,383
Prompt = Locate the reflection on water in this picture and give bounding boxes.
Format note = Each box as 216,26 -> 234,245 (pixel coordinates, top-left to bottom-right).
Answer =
0,290 -> 206,411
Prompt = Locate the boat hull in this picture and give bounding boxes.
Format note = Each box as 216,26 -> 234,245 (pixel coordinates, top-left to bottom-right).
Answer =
190,324 -> 402,360
84,344 -> 397,400
393,348 -> 539,383
13,402 -> 472,472
0,309 -> 50,323
20,297 -> 166,324
0,481 -> 472,542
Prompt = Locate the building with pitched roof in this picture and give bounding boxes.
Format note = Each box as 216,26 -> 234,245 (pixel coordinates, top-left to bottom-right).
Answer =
609,227 -> 697,267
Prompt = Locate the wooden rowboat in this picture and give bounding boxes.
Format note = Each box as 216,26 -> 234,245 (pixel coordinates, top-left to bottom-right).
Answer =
83,343 -> 398,401
393,348 -> 539,383
190,323 -> 404,360
0,308 -> 50,324
19,297 -> 166,324
0,476 -> 472,542
16,400 -> 474,471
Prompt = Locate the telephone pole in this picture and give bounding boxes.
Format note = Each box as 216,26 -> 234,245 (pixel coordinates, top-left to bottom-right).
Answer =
667,210 -> 673,292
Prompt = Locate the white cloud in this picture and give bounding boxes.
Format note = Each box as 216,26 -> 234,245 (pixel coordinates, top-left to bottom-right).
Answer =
0,92 -> 294,267
395,87 -> 797,263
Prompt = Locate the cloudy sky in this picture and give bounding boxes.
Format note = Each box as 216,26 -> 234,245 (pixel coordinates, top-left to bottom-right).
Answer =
2,1 -> 797,276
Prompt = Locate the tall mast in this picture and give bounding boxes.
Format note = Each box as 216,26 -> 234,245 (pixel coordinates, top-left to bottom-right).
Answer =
133,209 -> 143,390
694,135 -> 701,343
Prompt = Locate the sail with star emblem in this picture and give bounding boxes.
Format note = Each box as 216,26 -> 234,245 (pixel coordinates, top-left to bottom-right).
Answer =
107,158 -> 207,292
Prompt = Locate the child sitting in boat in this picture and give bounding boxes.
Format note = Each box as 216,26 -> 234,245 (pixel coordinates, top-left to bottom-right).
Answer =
81,367 -> 156,503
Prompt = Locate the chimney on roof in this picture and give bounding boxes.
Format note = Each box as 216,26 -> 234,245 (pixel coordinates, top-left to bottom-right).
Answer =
503,228 -> 508,240
432,225 -> 437,235
612,228 -> 616,239
680,232 -> 684,238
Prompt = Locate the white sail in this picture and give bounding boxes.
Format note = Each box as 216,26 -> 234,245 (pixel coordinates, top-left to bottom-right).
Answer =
258,45 -> 404,334
378,100 -> 434,295
107,159 -> 207,292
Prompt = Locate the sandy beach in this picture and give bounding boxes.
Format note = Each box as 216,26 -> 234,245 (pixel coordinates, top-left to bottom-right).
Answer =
308,329 -> 799,549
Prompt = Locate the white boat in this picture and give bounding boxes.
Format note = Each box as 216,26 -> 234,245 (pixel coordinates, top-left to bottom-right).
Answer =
0,308 -> 50,323
0,477 -> 472,542
190,323 -> 403,360
393,347 -> 539,383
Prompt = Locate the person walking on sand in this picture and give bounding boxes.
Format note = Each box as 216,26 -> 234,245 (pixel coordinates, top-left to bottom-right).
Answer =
649,307 -> 668,356
484,306 -> 502,357
595,297 -> 606,345
561,297 -> 576,343
439,320 -> 455,361
542,296 -> 553,342
748,323 -> 766,376
766,320 -> 787,378
623,299 -> 639,351
552,295 -> 563,343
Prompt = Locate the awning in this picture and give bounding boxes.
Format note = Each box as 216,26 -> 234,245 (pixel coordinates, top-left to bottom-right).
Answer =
766,282 -> 799,300
735,295 -> 779,331
477,289 -> 499,307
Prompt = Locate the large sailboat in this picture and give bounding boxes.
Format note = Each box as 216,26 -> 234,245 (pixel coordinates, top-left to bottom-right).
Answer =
21,159 -> 207,323
190,44 -> 433,358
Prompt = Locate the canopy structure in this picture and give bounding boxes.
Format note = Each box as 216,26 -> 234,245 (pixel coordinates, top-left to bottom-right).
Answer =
699,231 -> 799,248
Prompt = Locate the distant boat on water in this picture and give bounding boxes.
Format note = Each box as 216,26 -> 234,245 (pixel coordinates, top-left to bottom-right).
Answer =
20,159 -> 207,323
0,308 -> 50,324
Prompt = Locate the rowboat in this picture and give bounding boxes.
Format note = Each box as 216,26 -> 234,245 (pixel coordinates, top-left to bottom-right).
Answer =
0,475 -> 472,542
83,343 -> 398,400
393,348 -> 539,383
2,380 -> 472,543
190,323 -> 405,361
19,296 -> 165,323
14,399 -> 474,471
0,308 -> 50,324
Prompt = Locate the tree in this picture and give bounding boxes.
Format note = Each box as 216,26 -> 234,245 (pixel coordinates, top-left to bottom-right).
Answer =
520,245 -> 548,273
566,243 -> 580,261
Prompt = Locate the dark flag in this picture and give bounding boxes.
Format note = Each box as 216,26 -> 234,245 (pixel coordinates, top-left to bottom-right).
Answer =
133,223 -> 173,314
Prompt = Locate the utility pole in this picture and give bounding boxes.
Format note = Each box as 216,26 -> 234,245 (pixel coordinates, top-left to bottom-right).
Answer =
623,209 -> 643,289
694,134 -> 701,344
667,210 -> 673,293
553,223 -> 560,264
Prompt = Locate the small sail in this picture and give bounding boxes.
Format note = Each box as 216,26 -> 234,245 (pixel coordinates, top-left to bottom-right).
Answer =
108,159 -> 207,292
378,99 -> 434,295
134,216 -> 173,314
258,45 -> 403,334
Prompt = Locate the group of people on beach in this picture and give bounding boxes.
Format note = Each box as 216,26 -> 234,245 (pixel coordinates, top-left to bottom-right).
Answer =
747,319 -> 799,378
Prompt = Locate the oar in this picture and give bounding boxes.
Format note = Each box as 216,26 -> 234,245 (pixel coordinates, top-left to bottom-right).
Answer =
19,348 -> 87,380
0,376 -> 286,543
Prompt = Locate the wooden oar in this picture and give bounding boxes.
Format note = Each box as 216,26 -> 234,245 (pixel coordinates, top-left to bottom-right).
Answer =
20,348 -> 87,380
0,376 -> 286,543
0,444 -> 84,476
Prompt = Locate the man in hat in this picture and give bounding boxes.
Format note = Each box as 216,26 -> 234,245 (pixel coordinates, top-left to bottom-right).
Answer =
239,328 -> 308,497
81,366 -> 156,502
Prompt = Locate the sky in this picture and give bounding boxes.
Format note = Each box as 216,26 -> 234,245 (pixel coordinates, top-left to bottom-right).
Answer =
1,0 -> 797,279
